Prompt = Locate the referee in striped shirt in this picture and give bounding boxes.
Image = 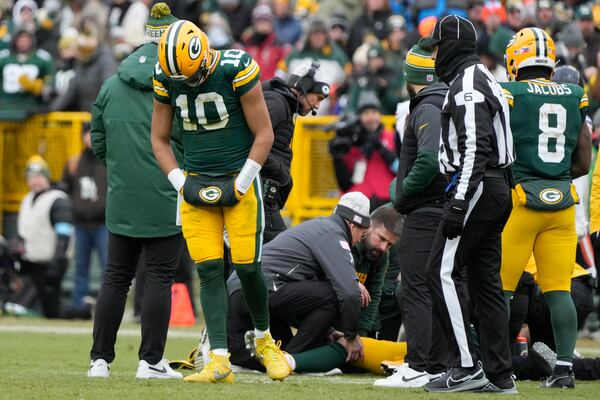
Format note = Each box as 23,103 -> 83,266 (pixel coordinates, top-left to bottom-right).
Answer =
419,15 -> 516,393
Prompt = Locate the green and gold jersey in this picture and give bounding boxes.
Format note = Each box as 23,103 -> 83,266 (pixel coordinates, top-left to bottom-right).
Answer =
501,79 -> 588,183
153,49 -> 260,174
0,48 -> 54,120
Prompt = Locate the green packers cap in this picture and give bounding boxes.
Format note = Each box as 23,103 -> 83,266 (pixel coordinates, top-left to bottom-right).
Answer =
576,4 -> 593,21
145,2 -> 179,43
403,44 -> 438,85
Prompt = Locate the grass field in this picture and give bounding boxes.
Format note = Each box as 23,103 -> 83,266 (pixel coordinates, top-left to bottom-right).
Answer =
1,318 -> 600,399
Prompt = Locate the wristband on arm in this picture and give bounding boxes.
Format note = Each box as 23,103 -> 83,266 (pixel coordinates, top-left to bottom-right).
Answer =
168,168 -> 186,192
235,159 -> 261,195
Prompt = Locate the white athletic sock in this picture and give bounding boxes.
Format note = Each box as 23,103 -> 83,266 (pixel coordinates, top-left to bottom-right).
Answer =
254,328 -> 270,339
212,348 -> 228,357
285,353 -> 296,371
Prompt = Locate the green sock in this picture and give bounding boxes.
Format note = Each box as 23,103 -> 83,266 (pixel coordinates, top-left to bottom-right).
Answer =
544,290 -> 577,363
196,260 -> 228,350
234,262 -> 269,331
293,343 -> 347,373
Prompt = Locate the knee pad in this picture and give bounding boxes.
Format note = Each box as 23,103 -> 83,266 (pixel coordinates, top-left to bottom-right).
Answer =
196,259 -> 224,285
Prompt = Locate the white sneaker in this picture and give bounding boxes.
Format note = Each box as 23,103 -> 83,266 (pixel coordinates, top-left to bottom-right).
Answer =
373,363 -> 430,388
88,359 -> 110,378
135,359 -> 183,379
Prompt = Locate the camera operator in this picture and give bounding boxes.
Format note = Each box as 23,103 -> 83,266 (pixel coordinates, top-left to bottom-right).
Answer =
261,61 -> 330,242
329,91 -> 397,211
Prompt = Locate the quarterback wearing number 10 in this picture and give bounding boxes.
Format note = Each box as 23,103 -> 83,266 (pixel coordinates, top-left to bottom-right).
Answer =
151,20 -> 291,383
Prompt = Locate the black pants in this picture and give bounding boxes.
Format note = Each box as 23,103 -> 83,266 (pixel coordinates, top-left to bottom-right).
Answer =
398,207 -> 443,372
263,205 -> 287,244
20,260 -> 67,319
427,176 -> 513,382
90,232 -> 182,364
512,353 -> 600,381
228,281 -> 338,369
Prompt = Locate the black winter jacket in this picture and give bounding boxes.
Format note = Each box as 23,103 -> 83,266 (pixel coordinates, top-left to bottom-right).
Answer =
261,78 -> 298,207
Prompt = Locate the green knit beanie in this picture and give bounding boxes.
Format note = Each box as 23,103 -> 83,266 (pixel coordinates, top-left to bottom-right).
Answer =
145,2 -> 178,43
403,44 -> 438,85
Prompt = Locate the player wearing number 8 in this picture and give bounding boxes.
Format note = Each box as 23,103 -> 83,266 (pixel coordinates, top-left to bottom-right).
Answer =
151,20 -> 291,383
500,27 -> 592,389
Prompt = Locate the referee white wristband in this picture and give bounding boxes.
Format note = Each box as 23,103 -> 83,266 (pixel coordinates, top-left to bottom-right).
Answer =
167,168 -> 186,192
235,159 -> 261,195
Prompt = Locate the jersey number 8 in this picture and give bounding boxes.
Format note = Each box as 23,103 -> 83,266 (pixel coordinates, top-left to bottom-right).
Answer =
538,103 -> 566,164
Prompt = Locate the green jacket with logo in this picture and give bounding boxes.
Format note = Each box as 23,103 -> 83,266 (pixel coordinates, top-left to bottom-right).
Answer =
91,43 -> 183,237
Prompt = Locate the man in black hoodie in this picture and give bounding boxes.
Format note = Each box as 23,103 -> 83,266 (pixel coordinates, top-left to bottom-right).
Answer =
420,15 -> 515,393
375,43 -> 449,389
261,61 -> 329,242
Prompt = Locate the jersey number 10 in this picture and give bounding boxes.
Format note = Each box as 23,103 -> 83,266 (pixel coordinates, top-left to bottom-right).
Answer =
538,103 -> 566,164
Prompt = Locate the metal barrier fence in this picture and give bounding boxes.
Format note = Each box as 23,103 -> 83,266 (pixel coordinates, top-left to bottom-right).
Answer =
284,115 -> 396,225
0,112 -> 89,233
1,112 -> 396,233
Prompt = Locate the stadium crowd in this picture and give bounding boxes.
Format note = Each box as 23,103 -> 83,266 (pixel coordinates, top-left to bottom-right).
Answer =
1,0 -> 600,394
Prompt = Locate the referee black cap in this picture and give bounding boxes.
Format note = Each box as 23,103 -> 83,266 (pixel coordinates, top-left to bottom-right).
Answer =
420,15 -> 478,49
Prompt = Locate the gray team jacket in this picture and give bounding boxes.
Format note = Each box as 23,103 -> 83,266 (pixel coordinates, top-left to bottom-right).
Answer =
227,214 -> 361,337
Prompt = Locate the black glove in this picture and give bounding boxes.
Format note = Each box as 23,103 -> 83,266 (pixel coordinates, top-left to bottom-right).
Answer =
329,136 -> 353,157
442,200 -> 468,239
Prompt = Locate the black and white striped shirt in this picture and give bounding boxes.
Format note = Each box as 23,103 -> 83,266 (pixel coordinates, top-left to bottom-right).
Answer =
439,63 -> 514,203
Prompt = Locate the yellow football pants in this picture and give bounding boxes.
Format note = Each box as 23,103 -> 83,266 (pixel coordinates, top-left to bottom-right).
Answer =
350,337 -> 407,375
501,192 -> 576,293
180,179 -> 263,265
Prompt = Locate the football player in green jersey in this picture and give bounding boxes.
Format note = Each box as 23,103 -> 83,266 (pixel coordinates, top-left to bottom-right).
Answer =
500,27 -> 592,389
151,20 -> 290,383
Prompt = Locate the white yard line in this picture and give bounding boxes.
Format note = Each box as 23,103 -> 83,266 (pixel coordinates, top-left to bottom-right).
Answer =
0,324 -> 200,339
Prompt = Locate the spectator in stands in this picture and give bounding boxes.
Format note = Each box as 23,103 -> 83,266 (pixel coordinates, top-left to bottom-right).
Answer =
273,0 -> 302,47
346,43 -> 406,115
346,0 -> 392,57
575,4 -> 600,78
61,122 -> 107,315
47,27 -> 78,100
12,0 -> 37,33
216,0 -> 253,43
383,15 -> 410,69
319,0 -> 362,27
0,29 -> 54,121
467,0 -> 486,45
50,24 -> 117,112
17,155 -> 74,319
411,0 -> 468,25
506,1 -> 525,32
330,14 -> 350,58
329,92 -> 397,211
0,1 -> 10,51
60,0 -> 109,42
239,3 -> 288,82
556,22 -> 588,80
536,0 -> 561,37
107,0 -> 151,59
204,12 -> 233,50
279,15 -> 350,113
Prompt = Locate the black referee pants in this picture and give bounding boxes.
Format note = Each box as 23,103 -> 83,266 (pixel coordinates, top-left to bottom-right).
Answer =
398,207 -> 447,373
427,176 -> 513,382
90,232 -> 183,364
228,281 -> 338,369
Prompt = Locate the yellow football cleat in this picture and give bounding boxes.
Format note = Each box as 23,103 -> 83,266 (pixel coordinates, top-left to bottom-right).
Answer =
183,351 -> 234,384
255,333 -> 292,381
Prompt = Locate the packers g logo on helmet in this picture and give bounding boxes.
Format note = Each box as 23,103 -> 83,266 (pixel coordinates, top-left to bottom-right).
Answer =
158,20 -> 212,84
505,27 -> 556,81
